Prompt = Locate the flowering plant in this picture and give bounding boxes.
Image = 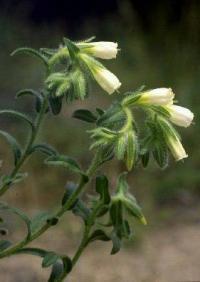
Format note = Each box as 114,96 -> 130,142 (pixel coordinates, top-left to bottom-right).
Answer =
0,37 -> 193,281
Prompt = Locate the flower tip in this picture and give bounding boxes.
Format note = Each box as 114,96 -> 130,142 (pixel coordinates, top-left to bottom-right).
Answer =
176,153 -> 188,162
140,216 -> 147,225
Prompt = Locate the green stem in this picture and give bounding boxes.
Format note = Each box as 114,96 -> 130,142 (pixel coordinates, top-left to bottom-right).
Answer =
0,154 -> 100,259
0,98 -> 48,197
58,201 -> 103,281
119,107 -> 133,133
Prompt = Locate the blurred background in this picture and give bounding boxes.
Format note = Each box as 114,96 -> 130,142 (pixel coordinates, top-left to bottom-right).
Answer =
0,0 -> 200,281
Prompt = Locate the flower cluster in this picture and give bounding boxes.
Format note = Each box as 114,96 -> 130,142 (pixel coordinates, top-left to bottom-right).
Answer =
135,88 -> 194,161
87,87 -> 194,170
45,38 -> 121,98
42,37 -> 194,166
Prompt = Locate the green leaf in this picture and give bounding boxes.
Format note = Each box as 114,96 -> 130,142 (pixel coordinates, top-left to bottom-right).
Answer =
0,240 -> 12,251
97,103 -> 125,129
30,211 -> 54,234
114,173 -> 147,225
48,257 -> 72,281
122,220 -> 131,239
45,155 -> 85,176
116,172 -> 129,194
72,200 -> 91,223
122,93 -> 141,107
16,89 -> 43,113
63,38 -> 80,60
110,231 -> 121,255
48,262 -> 63,282
42,252 -> 60,268
95,175 -> 110,205
141,151 -> 150,168
150,106 -> 170,118
87,229 -> 110,245
62,256 -> 72,274
153,142 -> 169,169
0,202 -> 31,240
96,108 -> 105,116
125,131 -> 137,171
29,143 -> 58,156
110,200 -> 123,230
11,47 -> 49,67
0,110 -> 35,131
115,134 -> 127,160
123,197 -> 147,225
62,182 -> 91,222
73,109 -> 97,123
11,172 -> 28,184
15,247 -> 47,257
1,172 -> 28,186
0,130 -> 22,165
16,88 -> 42,100
96,205 -> 109,217
62,182 -> 77,207
97,145 -> 114,165
71,70 -> 88,100
48,96 -> 63,115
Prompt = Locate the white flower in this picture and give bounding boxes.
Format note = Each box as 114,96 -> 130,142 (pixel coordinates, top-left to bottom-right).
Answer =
138,88 -> 174,105
92,67 -> 121,94
166,135 -> 188,161
165,105 -> 194,127
78,41 -> 118,59
80,54 -> 121,94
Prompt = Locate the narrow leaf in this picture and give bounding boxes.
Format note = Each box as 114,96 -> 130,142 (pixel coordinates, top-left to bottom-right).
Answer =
87,229 -> 110,244
0,110 -> 35,131
29,144 -> 58,156
48,262 -> 63,282
11,47 -> 49,67
15,247 -> 47,257
63,38 -> 80,60
30,211 -> 54,234
73,109 -> 97,123
0,202 -> 31,240
110,231 -> 121,255
45,155 -> 85,176
48,96 -> 63,115
96,175 -> 110,204
42,252 -> 60,268
0,130 -> 22,165
62,256 -> 72,274
16,89 -> 43,113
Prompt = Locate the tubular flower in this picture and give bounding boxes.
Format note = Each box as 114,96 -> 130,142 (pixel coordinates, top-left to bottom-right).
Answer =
166,135 -> 188,161
81,54 -> 121,94
138,88 -> 174,106
92,67 -> 121,94
165,105 -> 194,127
78,41 -> 118,59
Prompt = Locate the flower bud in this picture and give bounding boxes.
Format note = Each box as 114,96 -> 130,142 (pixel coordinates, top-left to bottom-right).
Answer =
165,105 -> 194,127
78,41 -> 118,59
138,88 -> 174,106
166,135 -> 188,161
